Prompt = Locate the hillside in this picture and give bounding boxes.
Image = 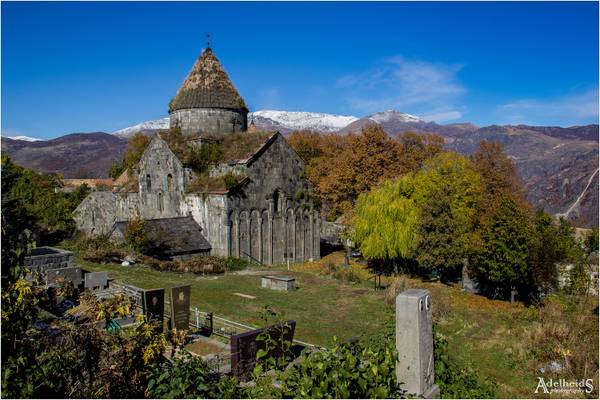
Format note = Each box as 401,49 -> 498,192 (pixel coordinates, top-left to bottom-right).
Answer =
1,132 -> 126,178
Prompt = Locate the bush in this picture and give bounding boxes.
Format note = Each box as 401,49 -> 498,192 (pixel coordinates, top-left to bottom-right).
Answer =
279,336 -> 404,398
63,233 -> 128,264
146,350 -> 241,399
225,257 -> 253,271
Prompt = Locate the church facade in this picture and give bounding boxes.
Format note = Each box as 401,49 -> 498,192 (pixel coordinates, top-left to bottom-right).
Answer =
74,46 -> 320,264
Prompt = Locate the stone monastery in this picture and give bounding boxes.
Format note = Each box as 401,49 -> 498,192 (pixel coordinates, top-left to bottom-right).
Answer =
74,46 -> 320,264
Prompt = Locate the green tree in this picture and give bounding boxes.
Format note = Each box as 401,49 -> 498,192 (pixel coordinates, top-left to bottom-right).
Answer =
412,153 -> 481,280
471,195 -> 532,301
1,155 -> 87,244
527,210 -> 563,296
351,175 -> 419,273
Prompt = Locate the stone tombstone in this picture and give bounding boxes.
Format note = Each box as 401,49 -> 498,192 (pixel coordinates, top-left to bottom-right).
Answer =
84,272 -> 108,290
261,275 -> 295,291
45,267 -> 83,287
230,320 -> 296,381
143,288 -> 165,325
396,289 -> 439,398
170,285 -> 191,330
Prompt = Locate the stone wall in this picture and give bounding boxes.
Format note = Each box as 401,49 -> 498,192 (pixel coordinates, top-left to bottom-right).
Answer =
136,136 -> 187,220
227,134 -> 320,264
184,194 -> 229,257
73,192 -> 119,236
24,247 -> 74,274
170,108 -> 247,138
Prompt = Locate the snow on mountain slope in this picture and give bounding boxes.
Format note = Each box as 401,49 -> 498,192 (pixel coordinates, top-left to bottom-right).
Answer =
250,110 -> 358,132
2,135 -> 44,142
368,110 -> 423,123
112,117 -> 170,138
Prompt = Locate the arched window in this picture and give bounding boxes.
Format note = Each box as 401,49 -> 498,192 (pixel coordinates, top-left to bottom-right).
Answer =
158,192 -> 163,212
146,174 -> 151,191
167,174 -> 173,191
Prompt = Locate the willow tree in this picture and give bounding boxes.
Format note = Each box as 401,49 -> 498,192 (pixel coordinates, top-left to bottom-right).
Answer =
351,175 -> 419,274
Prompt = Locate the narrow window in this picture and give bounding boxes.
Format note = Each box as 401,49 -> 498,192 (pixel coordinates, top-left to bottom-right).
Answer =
146,174 -> 151,191
167,174 -> 173,191
158,192 -> 163,212
273,190 -> 279,214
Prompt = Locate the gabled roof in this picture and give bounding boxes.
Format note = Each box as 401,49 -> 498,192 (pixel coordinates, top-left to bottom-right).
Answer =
112,216 -> 211,256
169,47 -> 248,113
221,131 -> 280,165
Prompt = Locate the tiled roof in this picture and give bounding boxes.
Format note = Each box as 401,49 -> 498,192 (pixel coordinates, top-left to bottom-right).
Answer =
112,216 -> 211,256
169,48 -> 247,113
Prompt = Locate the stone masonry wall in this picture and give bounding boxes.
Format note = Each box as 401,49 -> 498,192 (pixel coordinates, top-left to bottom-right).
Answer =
73,192 -> 119,236
136,136 -> 187,220
227,134 -> 320,264
183,194 -> 229,257
24,247 -> 74,274
170,108 -> 247,138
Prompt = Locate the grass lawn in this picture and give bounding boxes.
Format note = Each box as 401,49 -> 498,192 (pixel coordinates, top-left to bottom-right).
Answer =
76,256 -> 392,347
76,251 -> 598,398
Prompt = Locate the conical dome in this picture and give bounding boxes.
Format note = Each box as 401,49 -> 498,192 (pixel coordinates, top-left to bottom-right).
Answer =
169,48 -> 247,113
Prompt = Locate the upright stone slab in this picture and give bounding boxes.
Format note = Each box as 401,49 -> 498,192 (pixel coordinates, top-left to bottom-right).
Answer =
84,272 -> 108,290
396,289 -> 439,398
143,288 -> 165,325
45,267 -> 83,287
230,320 -> 296,381
170,285 -> 191,330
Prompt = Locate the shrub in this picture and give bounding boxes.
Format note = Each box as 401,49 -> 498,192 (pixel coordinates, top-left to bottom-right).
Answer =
225,257 -> 253,271
280,336 -> 404,398
125,218 -> 148,252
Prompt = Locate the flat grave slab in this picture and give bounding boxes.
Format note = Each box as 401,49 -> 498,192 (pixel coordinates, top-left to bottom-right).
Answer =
261,275 -> 295,291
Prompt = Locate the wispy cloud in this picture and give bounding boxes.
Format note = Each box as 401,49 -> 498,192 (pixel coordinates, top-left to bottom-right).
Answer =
337,56 -> 466,116
498,88 -> 599,126
256,87 -> 281,110
422,110 -> 463,123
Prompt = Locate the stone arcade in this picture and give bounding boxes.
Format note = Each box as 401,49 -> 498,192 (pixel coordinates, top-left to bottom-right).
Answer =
73,46 -> 320,264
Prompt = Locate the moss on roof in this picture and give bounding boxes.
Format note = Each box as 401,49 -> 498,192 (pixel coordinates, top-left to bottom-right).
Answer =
169,48 -> 248,113
218,130 -> 277,163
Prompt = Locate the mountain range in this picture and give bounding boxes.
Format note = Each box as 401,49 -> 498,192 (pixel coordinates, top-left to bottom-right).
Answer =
2,109 -> 597,228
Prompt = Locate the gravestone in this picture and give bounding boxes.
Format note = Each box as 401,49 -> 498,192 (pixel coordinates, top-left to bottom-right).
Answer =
45,267 -> 83,287
396,289 -> 439,398
230,320 -> 296,381
143,288 -> 165,325
170,285 -> 191,330
261,275 -> 295,291
84,272 -> 108,290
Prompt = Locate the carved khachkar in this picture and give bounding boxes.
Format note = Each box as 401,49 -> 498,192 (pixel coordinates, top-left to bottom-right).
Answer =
396,289 -> 440,398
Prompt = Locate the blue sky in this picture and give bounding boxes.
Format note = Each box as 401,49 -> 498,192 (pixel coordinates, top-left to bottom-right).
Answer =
2,1 -> 598,139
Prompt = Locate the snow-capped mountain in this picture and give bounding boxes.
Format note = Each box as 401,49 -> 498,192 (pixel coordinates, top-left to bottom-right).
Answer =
2,135 -> 44,142
369,110 -> 423,124
250,110 -> 358,133
111,110 -> 360,137
112,117 -> 170,138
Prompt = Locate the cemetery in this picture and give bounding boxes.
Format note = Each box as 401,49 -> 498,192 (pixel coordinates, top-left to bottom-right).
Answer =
22,244 -> 443,393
